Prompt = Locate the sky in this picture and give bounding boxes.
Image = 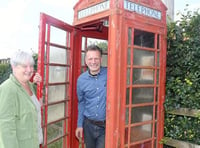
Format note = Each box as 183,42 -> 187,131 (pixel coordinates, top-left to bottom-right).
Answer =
0,0 -> 199,59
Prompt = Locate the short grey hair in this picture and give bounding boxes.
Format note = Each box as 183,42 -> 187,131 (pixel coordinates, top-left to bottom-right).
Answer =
10,50 -> 34,67
85,45 -> 103,57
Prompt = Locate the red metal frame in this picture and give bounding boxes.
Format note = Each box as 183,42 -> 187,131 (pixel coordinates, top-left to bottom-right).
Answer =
37,13 -> 75,148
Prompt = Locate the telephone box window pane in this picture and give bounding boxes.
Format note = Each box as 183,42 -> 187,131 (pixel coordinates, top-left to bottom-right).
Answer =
50,26 -> 68,46
47,121 -> 63,143
49,46 -> 67,64
48,103 -> 65,123
155,123 -> 157,137
131,106 -> 153,123
157,34 -> 160,49
124,127 -> 128,144
133,141 -> 152,147
130,124 -> 152,142
102,54 -> 108,67
45,24 -> 48,43
134,29 -> 155,48
81,52 -> 85,66
126,88 -> 130,104
82,37 -> 86,50
127,68 -> 130,85
133,49 -> 155,66
48,85 -> 66,103
48,137 -> 63,148
155,106 -> 157,120
125,107 -> 129,125
49,66 -> 67,83
132,87 -> 154,104
156,87 -> 158,102
127,47 -> 131,65
157,70 -> 160,84
133,68 -> 154,84
128,28 -> 132,45
157,52 -> 160,66
87,38 -> 108,52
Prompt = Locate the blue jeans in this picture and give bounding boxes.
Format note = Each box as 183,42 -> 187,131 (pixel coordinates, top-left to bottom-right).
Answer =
83,118 -> 105,148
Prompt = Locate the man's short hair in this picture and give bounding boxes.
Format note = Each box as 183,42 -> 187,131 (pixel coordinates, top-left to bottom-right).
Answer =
85,45 -> 102,57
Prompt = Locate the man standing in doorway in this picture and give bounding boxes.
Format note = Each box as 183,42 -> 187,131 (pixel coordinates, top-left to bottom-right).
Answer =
75,45 -> 107,148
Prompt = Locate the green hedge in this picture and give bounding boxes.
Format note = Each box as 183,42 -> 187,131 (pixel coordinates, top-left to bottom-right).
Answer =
164,7 -> 200,144
0,63 -> 11,84
0,64 -> 9,75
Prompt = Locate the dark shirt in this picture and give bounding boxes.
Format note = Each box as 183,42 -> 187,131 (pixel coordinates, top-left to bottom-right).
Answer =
77,67 -> 107,127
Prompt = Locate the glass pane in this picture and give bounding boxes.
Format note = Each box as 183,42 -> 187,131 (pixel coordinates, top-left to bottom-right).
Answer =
130,124 -> 152,142
48,138 -> 63,148
125,107 -> 129,125
157,52 -> 160,66
134,29 -> 155,48
133,49 -> 155,66
87,38 -> 108,52
132,87 -> 154,104
155,123 -> 157,137
44,45 -> 47,63
50,26 -> 67,46
102,54 -> 107,67
156,87 -> 158,102
45,24 -> 48,43
49,46 -> 67,64
49,66 -> 67,83
126,88 -> 130,104
48,85 -> 66,103
81,52 -> 85,66
128,28 -> 132,45
47,121 -> 63,143
48,103 -> 65,123
133,68 -> 154,84
82,37 -> 86,51
133,141 -> 152,147
131,106 -> 153,123
155,106 -> 157,120
127,47 -> 131,65
124,127 -> 128,144
127,68 -> 130,85
157,34 -> 160,49
157,70 -> 159,84
66,32 -> 71,47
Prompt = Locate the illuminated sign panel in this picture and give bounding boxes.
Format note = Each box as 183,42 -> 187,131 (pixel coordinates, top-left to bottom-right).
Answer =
78,0 -> 110,19
124,0 -> 162,20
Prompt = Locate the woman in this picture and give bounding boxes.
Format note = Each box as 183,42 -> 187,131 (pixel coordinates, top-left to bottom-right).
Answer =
0,51 -> 43,148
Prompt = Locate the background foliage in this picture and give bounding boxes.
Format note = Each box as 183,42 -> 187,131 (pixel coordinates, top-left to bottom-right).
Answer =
164,7 -> 200,144
0,63 -> 11,84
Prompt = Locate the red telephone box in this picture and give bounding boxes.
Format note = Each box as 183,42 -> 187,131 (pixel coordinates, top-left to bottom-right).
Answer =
37,0 -> 167,148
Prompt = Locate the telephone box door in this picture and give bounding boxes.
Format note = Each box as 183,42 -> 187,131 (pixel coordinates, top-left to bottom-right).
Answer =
37,13 -> 75,148
123,24 -> 166,147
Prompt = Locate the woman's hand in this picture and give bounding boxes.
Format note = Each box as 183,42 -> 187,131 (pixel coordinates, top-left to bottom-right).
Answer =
33,73 -> 42,84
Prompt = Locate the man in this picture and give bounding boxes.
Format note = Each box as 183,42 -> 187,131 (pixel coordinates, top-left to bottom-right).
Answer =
75,45 -> 107,148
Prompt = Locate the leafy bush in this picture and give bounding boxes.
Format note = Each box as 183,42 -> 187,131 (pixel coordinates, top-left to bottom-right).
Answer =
0,63 -> 11,84
165,8 -> 200,109
0,64 -> 9,76
164,7 -> 200,144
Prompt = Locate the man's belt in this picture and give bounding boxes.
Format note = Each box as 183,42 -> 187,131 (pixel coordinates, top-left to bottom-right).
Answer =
85,117 -> 106,126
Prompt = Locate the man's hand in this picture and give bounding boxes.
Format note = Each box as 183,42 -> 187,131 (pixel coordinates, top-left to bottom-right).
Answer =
75,127 -> 83,141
